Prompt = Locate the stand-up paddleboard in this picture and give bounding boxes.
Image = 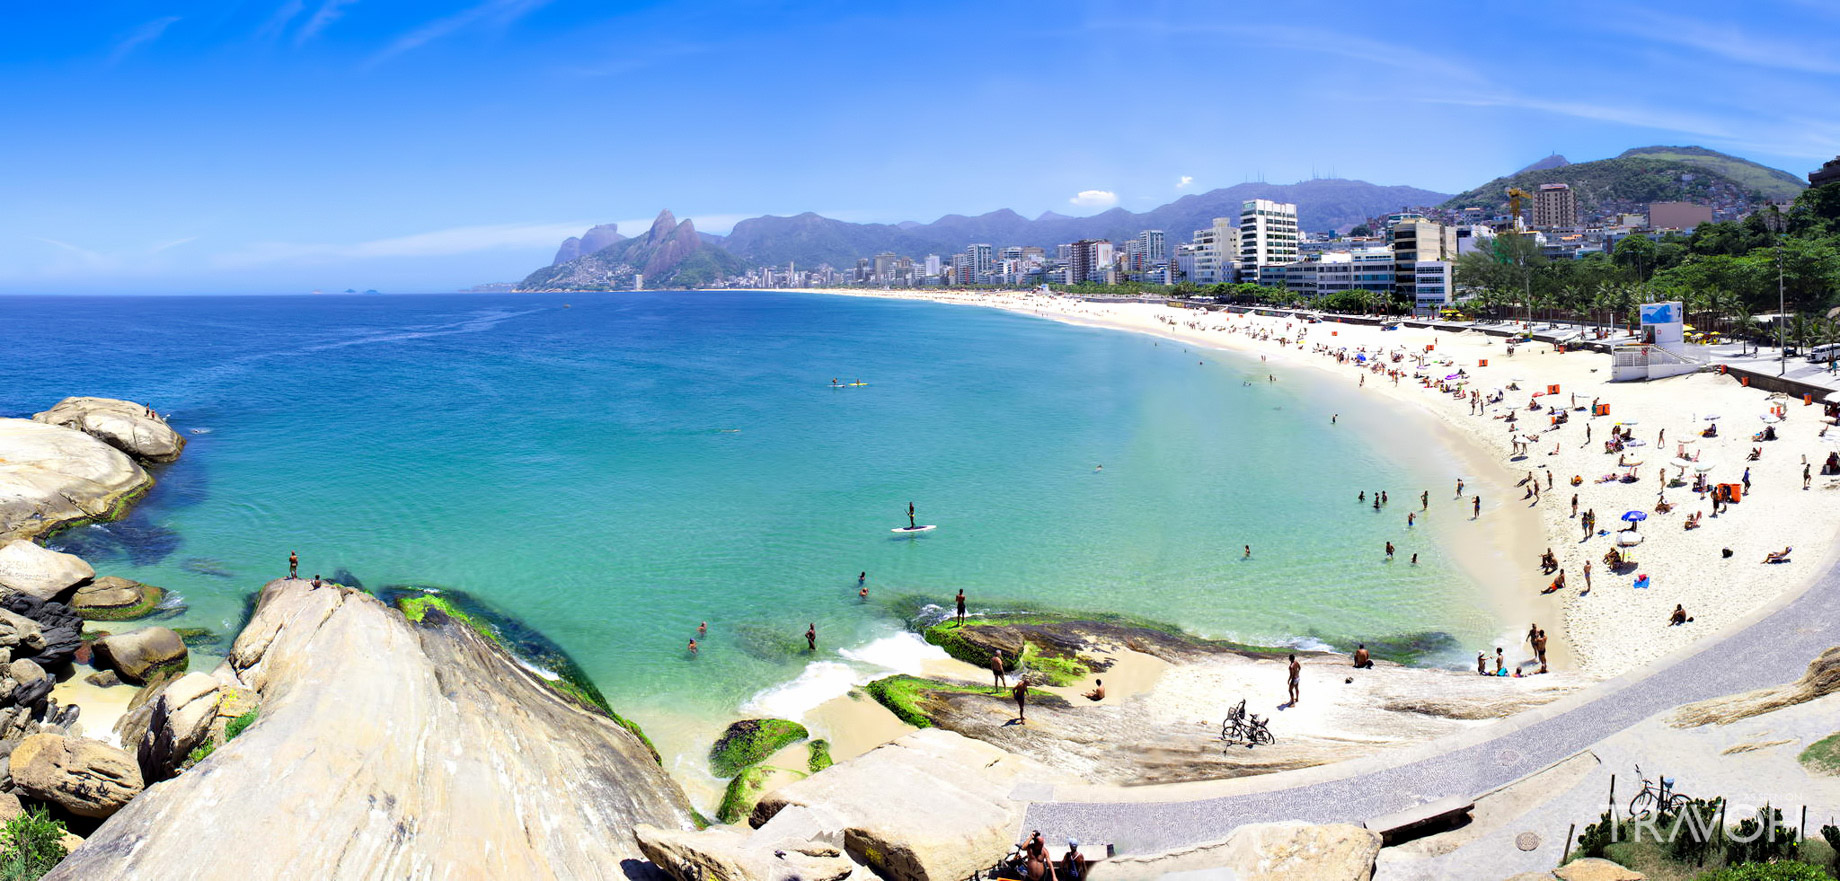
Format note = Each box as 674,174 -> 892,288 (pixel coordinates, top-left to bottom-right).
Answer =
891,524 -> 937,534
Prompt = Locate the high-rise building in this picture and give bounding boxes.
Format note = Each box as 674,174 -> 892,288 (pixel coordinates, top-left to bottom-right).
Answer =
1389,217 -> 1457,304
1067,239 -> 1112,285
1238,200 -> 1299,284
1533,183 -> 1578,229
924,254 -> 942,277
873,252 -> 898,283
1137,230 -> 1166,264
968,243 -> 994,279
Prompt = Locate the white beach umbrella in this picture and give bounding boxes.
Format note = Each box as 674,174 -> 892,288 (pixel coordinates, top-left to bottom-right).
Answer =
1694,462 -> 1717,472
1617,532 -> 1645,547
1671,457 -> 1696,469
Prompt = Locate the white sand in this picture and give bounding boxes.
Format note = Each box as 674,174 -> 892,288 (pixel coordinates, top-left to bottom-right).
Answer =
788,289 -> 1840,679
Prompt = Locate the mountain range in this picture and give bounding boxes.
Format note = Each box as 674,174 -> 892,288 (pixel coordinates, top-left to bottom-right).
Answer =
518,145 -> 1808,290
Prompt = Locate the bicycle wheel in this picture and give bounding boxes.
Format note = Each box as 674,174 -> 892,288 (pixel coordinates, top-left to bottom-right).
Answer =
1629,791 -> 1656,818
1251,727 -> 1275,746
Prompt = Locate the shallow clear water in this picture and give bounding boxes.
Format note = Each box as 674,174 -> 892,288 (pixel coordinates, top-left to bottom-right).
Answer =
2,291 -> 1499,757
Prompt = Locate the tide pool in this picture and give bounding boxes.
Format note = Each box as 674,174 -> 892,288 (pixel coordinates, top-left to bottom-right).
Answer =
3,291 -> 1499,759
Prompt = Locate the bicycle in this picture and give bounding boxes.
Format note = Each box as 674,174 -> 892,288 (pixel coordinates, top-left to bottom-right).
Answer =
1220,700 -> 1276,748
1627,764 -> 1692,819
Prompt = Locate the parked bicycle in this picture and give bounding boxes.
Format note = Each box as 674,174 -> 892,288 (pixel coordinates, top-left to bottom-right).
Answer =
1627,764 -> 1692,819
1220,699 -> 1276,748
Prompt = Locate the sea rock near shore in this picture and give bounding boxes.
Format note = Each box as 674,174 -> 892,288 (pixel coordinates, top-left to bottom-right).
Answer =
751,729 -> 1068,881
0,540 -> 93,601
9,733 -> 144,819
48,578 -> 696,880
33,397 -> 185,464
0,419 -> 150,541
3,594 -> 86,667
0,610 -> 46,656
92,627 -> 188,686
710,718 -> 809,777
136,672 -> 222,782
70,577 -> 165,621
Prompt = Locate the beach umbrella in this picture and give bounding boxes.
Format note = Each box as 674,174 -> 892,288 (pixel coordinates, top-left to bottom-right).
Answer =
1616,532 -> 1645,547
1694,462 -> 1717,472
1621,510 -> 1647,530
1622,457 -> 1644,467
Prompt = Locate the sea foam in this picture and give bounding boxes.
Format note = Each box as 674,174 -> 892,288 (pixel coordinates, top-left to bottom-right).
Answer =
743,632 -> 950,721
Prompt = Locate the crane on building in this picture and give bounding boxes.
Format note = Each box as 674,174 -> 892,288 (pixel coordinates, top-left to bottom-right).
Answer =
1505,187 -> 1533,234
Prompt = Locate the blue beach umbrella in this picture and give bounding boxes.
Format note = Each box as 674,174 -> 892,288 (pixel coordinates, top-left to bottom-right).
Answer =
1621,510 -> 1647,531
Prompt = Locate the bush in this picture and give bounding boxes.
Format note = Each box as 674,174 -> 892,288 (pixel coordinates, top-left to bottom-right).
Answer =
1665,797 -> 1724,864
1576,810 -> 1623,859
1695,862 -> 1835,880
1725,806 -> 1800,866
0,806 -> 67,881
1823,825 -> 1840,876
225,709 -> 258,741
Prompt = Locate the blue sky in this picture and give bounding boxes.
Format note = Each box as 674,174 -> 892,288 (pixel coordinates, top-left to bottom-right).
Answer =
3,0 -> 1836,293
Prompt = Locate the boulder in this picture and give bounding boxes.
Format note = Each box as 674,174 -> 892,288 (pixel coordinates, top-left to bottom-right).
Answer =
1213,822 -> 1383,881
752,729 -> 1069,881
0,790 -> 21,824
51,578 -> 696,879
0,540 -> 93,600
636,823 -> 860,881
33,397 -> 185,464
1553,858 -> 1645,881
9,733 -> 144,818
94,627 -> 188,685
0,419 -> 151,541
85,670 -> 121,688
137,672 -> 222,782
0,609 -> 46,654
71,577 -> 165,621
711,718 -> 809,777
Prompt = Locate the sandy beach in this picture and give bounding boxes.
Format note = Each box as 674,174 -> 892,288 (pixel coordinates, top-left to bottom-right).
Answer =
789,288 -> 1840,682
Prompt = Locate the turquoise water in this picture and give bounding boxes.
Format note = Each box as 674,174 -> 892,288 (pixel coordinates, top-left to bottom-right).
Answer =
2,291 -> 1499,759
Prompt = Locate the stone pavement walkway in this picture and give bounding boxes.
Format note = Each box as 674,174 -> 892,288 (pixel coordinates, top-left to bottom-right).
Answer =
1024,557 -> 1840,855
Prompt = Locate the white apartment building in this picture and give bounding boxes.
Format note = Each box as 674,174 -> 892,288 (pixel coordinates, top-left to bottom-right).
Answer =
1413,261 -> 1453,313
1189,217 -> 1236,284
1239,199 -> 1299,285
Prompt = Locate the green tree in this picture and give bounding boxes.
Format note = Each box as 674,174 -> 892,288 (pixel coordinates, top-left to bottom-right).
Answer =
1612,234 -> 1659,281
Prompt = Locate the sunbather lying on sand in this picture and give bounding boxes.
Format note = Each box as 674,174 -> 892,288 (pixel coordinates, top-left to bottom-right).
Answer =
1764,547 -> 1793,564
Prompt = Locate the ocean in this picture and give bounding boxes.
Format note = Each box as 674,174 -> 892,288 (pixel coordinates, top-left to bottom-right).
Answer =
2,291 -> 1505,767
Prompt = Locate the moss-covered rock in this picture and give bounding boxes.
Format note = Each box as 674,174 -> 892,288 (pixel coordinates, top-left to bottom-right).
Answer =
863,675 -> 1060,729
806,739 -> 833,774
709,719 -> 808,778
715,765 -> 805,825
71,576 -> 166,621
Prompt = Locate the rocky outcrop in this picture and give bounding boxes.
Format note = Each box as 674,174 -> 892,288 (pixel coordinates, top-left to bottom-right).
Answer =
1211,822 -> 1382,881
0,610 -> 45,656
751,729 -> 1068,881
49,579 -> 695,880
92,627 -> 188,686
520,210 -> 747,290
0,540 -> 94,600
9,733 -> 144,819
136,672 -> 221,782
33,397 -> 184,464
1671,647 -> 1840,727
70,577 -> 164,621
3,594 -> 86,667
637,815 -> 862,881
0,419 -> 151,541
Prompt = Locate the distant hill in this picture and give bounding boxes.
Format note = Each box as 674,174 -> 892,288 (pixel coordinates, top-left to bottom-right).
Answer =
518,210 -> 748,290
1441,146 -> 1805,218
551,224 -> 625,265
1516,154 -> 1570,174
719,179 -> 1451,267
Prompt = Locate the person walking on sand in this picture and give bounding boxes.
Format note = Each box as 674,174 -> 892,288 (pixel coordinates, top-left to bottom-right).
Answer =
1456,478 -> 1465,498
1473,496 -> 1482,518
1805,463 -> 1813,490
1287,654 -> 1302,705
955,589 -> 966,623
289,551 -> 298,579
1533,628 -> 1548,672
805,623 -> 817,652
1582,561 -> 1592,593
1012,676 -> 1030,723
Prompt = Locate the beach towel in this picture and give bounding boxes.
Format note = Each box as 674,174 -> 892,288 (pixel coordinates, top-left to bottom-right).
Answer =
1633,574 -> 1650,589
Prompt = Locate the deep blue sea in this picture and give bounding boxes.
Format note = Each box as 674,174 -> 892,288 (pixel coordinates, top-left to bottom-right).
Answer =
2,291 -> 1506,769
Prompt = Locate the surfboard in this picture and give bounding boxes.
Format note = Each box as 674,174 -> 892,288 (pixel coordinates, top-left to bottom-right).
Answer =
891,525 -> 937,534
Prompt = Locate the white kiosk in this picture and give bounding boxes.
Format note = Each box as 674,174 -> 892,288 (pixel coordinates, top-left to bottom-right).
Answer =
1612,301 -> 1706,381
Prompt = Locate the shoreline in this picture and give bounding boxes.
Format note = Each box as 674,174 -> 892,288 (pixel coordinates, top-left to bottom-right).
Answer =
783,287 -> 1840,681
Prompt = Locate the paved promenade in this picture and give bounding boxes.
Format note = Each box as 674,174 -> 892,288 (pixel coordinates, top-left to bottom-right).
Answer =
1024,554 -> 1840,855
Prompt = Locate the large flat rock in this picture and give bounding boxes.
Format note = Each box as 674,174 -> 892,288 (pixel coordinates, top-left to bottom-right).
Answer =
0,540 -> 94,600
752,728 -> 1068,881
48,579 -> 695,880
0,419 -> 150,541
33,397 -> 185,464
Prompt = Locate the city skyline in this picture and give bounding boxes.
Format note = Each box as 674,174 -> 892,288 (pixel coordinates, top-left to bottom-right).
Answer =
5,0 -> 1838,293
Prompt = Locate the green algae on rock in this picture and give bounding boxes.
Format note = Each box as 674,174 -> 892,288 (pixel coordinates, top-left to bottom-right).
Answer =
715,764 -> 805,825
864,675 -> 1062,729
709,718 -> 809,778
806,739 -> 833,774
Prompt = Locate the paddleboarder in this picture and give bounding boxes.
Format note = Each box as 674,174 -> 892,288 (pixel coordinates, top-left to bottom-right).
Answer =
907,502 -> 916,530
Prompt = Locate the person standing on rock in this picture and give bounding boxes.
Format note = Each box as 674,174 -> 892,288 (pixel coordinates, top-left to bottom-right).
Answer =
1286,654 -> 1301,706
1012,676 -> 1029,724
289,551 -> 298,579
955,589 -> 966,623
990,651 -> 1008,692
805,623 -> 817,652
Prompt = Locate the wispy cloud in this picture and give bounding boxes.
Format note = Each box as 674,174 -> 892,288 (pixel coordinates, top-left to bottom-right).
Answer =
1176,176 -> 1194,190
216,220 -> 593,267
1611,10 -> 1840,75
256,0 -> 306,41
1069,190 -> 1118,208
370,0 -> 550,66
297,0 -> 360,45
1427,93 -> 1738,142
109,16 -> 181,65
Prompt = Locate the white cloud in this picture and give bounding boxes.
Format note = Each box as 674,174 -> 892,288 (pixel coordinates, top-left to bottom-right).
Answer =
109,16 -> 180,65
297,0 -> 360,45
1176,176 -> 1194,190
1068,190 -> 1118,208
370,0 -> 550,65
1609,11 -> 1840,75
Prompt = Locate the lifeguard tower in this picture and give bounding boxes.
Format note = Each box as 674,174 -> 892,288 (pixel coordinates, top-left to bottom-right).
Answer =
1612,301 -> 1707,381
